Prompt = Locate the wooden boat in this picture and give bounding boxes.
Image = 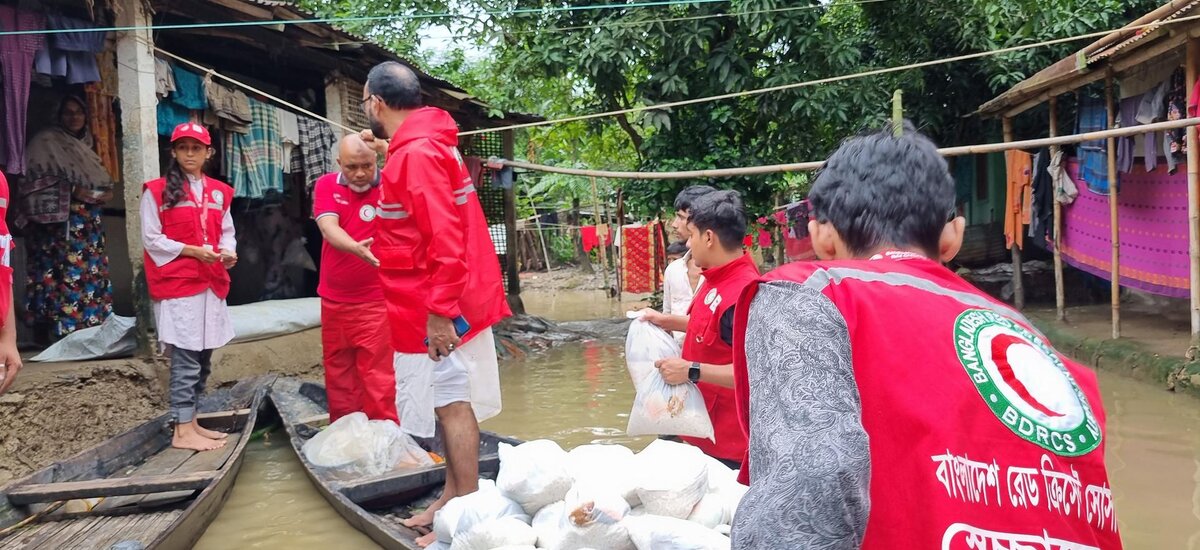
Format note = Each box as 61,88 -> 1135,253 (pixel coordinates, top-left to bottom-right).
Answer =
269,376 -> 521,550
0,376 -> 272,550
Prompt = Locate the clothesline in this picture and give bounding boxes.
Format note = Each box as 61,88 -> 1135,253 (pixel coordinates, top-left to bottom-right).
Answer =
487,115 -> 1200,180
154,47 -> 355,135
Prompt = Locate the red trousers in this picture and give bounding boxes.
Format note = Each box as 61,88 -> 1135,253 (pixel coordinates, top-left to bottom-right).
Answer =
321,299 -> 398,422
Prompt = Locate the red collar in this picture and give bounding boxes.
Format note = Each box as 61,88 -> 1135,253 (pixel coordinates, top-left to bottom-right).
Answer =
701,252 -> 756,283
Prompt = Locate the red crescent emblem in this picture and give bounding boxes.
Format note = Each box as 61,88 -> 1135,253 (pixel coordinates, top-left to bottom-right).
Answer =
990,333 -> 1064,418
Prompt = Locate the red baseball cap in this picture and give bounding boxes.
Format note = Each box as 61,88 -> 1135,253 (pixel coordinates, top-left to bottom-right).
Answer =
170,122 -> 211,146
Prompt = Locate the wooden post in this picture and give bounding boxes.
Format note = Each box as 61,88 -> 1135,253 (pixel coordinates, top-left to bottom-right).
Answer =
1050,97 -> 1066,322
116,2 -> 160,356
501,130 -> 524,315
615,188 -> 625,296
1106,77 -> 1120,339
1188,40 -> 1200,349
590,176 -> 612,296
1003,117 -> 1024,309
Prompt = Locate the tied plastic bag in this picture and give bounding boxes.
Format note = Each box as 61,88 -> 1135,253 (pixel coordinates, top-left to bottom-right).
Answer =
548,482 -> 635,550
434,479 -> 529,543
449,517 -> 538,550
686,492 -> 727,529
623,515 -> 732,550
624,315 -> 681,386
531,501 -> 566,549
634,440 -> 709,519
566,444 -> 640,507
626,372 -> 713,440
496,440 -> 573,515
301,413 -> 433,477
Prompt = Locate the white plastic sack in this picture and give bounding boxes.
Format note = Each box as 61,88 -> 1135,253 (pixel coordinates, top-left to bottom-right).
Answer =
634,440 -> 709,519
301,413 -> 433,477
531,501 -> 566,549
449,517 -> 537,550
31,315 -> 136,362
547,482 -> 635,550
623,515 -> 731,550
686,492 -> 727,529
434,479 -> 528,543
627,369 -> 714,439
496,440 -> 573,516
625,317 -> 680,386
566,444 -> 640,507
229,297 -> 321,344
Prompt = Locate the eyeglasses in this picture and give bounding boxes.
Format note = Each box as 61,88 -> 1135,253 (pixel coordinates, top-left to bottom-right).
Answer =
359,95 -> 377,110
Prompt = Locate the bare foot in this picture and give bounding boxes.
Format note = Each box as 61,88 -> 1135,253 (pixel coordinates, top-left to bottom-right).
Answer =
172,423 -> 227,451
191,419 -> 228,440
413,531 -> 437,548
402,491 -> 451,529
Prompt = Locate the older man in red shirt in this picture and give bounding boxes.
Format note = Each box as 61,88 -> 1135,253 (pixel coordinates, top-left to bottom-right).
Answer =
313,134 -> 396,423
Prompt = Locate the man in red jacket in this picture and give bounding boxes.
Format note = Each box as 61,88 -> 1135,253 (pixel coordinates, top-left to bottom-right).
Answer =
731,123 -> 1121,549
363,61 -> 510,547
641,190 -> 760,467
312,134 -> 397,423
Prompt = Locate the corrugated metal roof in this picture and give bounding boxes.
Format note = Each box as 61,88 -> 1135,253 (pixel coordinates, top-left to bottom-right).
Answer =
977,0 -> 1200,117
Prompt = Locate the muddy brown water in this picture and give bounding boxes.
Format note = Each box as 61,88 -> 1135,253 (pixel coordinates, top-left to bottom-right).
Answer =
195,291 -> 1200,549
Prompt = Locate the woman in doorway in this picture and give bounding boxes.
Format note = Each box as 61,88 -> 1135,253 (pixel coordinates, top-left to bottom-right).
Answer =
141,123 -> 238,451
21,95 -> 114,343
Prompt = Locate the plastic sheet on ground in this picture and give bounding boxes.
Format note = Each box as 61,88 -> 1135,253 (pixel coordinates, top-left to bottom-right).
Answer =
229,297 -> 321,344
30,314 -> 136,363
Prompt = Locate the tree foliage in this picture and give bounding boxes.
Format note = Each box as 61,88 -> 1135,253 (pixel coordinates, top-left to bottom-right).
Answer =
304,0 -> 1162,216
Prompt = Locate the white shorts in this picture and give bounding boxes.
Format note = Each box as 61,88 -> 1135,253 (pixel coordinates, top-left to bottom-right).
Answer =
393,328 -> 502,438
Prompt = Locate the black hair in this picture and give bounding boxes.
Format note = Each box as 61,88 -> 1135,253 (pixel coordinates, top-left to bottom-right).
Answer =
673,185 -> 717,212
367,61 -> 422,110
688,190 -> 746,252
808,120 -> 955,257
665,241 -> 688,256
163,158 -> 189,208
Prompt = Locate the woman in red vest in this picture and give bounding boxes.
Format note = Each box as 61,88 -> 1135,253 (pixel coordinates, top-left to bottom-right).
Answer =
140,123 -> 238,451
0,172 -> 21,396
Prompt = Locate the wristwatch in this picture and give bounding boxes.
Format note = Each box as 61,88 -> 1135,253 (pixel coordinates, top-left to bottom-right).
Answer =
688,362 -> 702,383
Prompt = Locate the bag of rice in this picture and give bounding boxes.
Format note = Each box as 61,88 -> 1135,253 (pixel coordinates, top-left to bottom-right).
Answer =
449,517 -> 537,550
623,515 -> 732,550
566,444 -> 640,506
633,440 -> 709,519
496,440 -> 572,516
625,317 -> 680,386
625,371 -> 714,440
433,479 -> 528,544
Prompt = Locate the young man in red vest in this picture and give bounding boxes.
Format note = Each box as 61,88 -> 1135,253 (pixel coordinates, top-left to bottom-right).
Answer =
642,190 -> 760,467
312,134 -> 398,423
731,122 -> 1122,549
363,61 -> 511,547
0,172 -> 20,396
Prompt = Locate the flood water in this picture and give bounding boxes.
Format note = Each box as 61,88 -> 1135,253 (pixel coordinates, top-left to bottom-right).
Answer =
196,291 -> 1200,549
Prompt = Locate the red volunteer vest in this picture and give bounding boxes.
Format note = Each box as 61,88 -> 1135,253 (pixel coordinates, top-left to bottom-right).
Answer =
678,252 -> 760,462
142,177 -> 234,301
376,111 -> 510,353
0,173 -> 12,324
733,253 -> 1122,549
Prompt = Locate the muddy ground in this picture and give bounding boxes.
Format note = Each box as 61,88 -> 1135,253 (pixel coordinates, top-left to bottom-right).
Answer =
0,329 -> 324,483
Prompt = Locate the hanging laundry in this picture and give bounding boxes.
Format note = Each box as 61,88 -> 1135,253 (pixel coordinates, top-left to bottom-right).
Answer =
465,156 -> 484,186
1004,150 -> 1033,250
580,225 -> 613,252
1116,96 -> 1140,174
298,116 -> 337,189
154,58 -> 176,99
1076,93 -> 1110,194
1029,149 -> 1055,250
85,83 -> 120,181
278,108 -> 300,173
33,14 -> 106,85
203,79 -> 252,134
225,97 -> 284,198
1165,68 -> 1187,174
156,65 -> 207,136
757,230 -> 772,249
0,6 -> 47,174
1049,149 -> 1079,205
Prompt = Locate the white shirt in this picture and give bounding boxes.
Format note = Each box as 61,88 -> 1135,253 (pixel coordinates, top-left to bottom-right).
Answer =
662,252 -> 703,343
140,176 -> 237,352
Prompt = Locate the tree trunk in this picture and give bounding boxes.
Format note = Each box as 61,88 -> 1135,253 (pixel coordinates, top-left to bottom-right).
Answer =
570,197 -> 594,274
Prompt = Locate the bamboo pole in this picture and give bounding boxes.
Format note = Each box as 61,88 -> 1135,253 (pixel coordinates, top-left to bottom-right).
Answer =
526,192 -> 553,272
590,176 -> 611,296
1188,40 -> 1200,349
490,115 -> 1200,180
1050,96 -> 1066,322
1004,117 -> 1024,310
1106,77 -> 1120,340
